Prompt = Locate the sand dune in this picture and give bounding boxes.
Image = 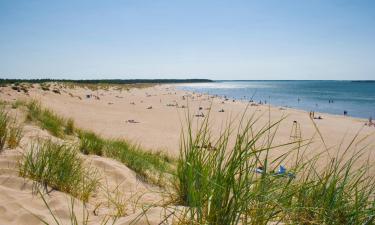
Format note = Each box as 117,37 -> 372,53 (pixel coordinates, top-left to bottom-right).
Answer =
0,111 -> 172,224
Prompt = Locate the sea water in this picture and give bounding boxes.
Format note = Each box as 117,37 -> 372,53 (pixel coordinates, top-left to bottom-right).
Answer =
176,80 -> 375,119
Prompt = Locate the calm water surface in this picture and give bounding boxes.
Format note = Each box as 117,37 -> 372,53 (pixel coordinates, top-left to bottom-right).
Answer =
177,81 -> 375,119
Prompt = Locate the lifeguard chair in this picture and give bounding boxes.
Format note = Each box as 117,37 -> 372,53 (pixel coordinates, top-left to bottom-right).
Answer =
290,120 -> 302,140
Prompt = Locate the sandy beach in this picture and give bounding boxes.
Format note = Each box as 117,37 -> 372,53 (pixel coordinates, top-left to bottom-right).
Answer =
1,83 -> 374,158
1,83 -> 375,224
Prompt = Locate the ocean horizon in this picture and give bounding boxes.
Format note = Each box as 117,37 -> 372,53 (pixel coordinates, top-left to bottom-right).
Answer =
177,80 -> 375,119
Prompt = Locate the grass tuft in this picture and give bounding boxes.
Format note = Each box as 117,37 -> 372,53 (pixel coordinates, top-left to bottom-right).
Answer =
7,118 -> 23,148
11,99 -> 26,109
105,139 -> 173,185
26,100 -> 74,137
19,140 -> 99,202
175,111 -> 375,224
23,101 -> 174,186
78,130 -> 173,185
78,130 -> 104,156
0,108 -> 9,152
65,118 -> 75,135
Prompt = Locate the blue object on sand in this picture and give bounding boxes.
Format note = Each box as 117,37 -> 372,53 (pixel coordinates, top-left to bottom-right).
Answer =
253,165 -> 295,179
277,165 -> 286,174
276,165 -> 295,179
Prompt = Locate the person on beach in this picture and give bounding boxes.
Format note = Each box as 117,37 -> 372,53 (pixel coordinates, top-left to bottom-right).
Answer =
367,117 -> 373,126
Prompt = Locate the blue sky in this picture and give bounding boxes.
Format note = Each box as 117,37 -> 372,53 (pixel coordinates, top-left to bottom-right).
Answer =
0,0 -> 374,80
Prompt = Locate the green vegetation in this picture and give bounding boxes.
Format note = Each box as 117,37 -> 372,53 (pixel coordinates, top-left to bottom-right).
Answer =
62,82 -> 155,91
7,118 -> 23,148
78,129 -> 173,185
40,83 -> 51,91
11,99 -> 26,109
175,113 -> 375,224
0,108 -> 8,152
0,106 -> 23,150
23,100 -> 173,186
1,79 -> 214,93
33,188 -> 117,225
26,100 -> 74,137
0,78 -> 213,85
19,140 -> 99,202
78,130 -> 104,156
104,139 -> 172,184
18,99 -> 375,224
65,118 -> 75,135
0,100 -> 7,106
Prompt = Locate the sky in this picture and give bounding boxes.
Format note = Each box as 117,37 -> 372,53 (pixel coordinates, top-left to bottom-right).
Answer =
0,0 -> 374,80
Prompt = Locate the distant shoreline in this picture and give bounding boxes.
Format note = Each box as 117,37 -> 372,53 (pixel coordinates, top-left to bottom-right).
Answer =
174,85 -> 368,121
175,80 -> 375,119
0,78 -> 214,85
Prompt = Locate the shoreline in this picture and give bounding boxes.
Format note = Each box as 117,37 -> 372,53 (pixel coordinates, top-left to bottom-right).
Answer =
174,80 -> 374,120
173,84 -> 368,122
1,83 -> 374,158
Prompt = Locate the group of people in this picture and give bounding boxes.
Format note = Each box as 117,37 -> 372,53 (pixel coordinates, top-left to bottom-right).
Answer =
309,111 -> 315,118
309,111 -> 323,120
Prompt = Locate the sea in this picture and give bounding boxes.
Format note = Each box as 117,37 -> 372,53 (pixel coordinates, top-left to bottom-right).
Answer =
176,80 -> 375,119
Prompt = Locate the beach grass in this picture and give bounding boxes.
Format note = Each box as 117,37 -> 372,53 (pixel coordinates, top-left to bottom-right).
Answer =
281,139 -> 375,224
7,117 -> 23,148
104,139 -> 173,185
26,100 -> 65,137
61,82 -> 155,92
78,129 -> 173,185
0,107 -> 9,152
32,188 -> 118,225
0,106 -> 23,150
78,130 -> 104,156
19,140 -> 99,202
26,100 -> 75,137
175,111 -> 375,224
65,118 -> 75,135
23,100 -> 174,186
11,99 -> 26,109
9,97 -> 375,224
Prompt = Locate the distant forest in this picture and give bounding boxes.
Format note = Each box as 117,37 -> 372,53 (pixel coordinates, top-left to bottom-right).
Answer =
0,79 -> 213,84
